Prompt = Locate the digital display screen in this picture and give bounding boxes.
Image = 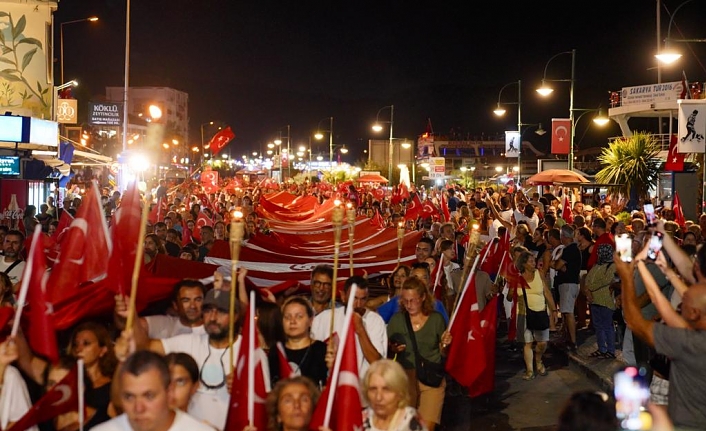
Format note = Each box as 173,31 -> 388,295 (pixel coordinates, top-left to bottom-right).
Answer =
0,117 -> 23,142
0,156 -> 21,176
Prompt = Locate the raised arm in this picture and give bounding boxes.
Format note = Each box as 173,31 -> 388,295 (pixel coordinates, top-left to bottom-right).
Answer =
655,220 -> 695,284
636,261 -> 688,329
615,254 -> 654,347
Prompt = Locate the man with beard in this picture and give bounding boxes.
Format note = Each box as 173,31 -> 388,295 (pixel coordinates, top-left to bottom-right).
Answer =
312,276 -> 387,378
133,288 -> 265,430
0,230 -> 25,288
115,280 -> 206,339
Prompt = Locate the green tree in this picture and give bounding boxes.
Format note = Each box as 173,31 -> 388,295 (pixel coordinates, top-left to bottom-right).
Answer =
595,131 -> 661,202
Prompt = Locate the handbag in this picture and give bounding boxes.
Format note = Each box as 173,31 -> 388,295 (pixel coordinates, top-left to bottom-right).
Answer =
404,313 -> 444,387
521,281 -> 549,331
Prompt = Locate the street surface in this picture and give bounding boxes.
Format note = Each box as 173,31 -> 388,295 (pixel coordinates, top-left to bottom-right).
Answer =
440,324 -> 601,431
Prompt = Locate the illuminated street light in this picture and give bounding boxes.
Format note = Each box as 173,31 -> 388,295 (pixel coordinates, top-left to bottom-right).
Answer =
372,105 -> 394,183
315,117 -> 334,165
655,0 -> 699,65
60,16 -> 99,85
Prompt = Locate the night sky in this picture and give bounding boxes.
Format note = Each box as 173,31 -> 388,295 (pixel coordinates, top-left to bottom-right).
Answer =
54,0 -> 706,162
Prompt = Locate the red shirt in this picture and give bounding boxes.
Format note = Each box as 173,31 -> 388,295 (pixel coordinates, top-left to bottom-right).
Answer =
587,232 -> 615,270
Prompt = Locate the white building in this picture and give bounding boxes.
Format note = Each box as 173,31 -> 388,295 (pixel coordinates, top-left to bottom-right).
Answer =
106,86 -> 189,142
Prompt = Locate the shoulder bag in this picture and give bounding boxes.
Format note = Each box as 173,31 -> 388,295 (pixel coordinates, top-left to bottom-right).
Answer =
521,279 -> 549,331
403,313 -> 444,387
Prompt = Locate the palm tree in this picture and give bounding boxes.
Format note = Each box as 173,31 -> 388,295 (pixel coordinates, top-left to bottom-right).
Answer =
595,131 -> 661,203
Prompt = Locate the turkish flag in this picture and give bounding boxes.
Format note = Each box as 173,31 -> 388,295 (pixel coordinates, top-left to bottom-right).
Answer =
551,118 -> 572,155
404,194 -> 423,220
562,195 -> 573,224
445,273 -> 487,389
309,306 -> 363,431
421,198 -> 437,219
467,295 -> 499,397
373,187 -> 385,201
9,363 -> 80,430
275,342 -> 295,380
440,192 -> 451,222
46,210 -> 75,267
390,186 -> 402,205
196,209 -> 214,233
665,134 -> 686,172
108,182 -> 143,296
147,196 -> 167,225
47,181 -> 112,305
207,126 -> 235,156
51,210 -> 74,242
399,183 -> 410,200
225,297 -> 268,431
21,225 -> 59,363
673,191 -> 686,228
369,208 -> 386,229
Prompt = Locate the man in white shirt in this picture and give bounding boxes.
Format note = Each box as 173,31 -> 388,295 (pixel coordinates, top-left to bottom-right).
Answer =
134,288 -> 254,430
115,280 -> 206,339
0,230 -> 25,288
92,350 -> 212,431
311,276 -> 387,378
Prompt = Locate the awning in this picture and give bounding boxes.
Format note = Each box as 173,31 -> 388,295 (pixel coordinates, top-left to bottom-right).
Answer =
0,139 -> 113,177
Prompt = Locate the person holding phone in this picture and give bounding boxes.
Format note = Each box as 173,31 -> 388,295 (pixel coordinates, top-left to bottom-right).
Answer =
614,251 -> 706,430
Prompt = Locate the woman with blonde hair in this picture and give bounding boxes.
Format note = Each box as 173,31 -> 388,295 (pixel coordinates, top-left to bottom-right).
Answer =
362,359 -> 427,431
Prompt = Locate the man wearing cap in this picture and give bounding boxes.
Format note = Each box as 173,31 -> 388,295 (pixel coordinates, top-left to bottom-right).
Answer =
132,288 -> 267,431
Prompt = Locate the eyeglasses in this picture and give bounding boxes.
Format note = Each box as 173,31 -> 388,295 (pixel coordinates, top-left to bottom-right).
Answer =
311,280 -> 332,289
199,344 -> 227,390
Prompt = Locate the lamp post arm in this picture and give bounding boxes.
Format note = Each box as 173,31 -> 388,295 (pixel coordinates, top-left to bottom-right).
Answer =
666,0 -> 695,42
541,50 -> 573,80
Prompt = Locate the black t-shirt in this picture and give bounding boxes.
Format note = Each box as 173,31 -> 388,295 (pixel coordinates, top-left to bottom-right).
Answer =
555,242 -> 582,286
269,340 -> 328,389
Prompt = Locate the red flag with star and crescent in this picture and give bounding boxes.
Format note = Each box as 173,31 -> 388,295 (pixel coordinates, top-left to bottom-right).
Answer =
20,224 -> 59,363
8,363 -> 80,430
207,126 -> 235,156
673,191 -> 686,228
46,181 -> 112,305
551,118 -> 571,155
665,134 -> 685,172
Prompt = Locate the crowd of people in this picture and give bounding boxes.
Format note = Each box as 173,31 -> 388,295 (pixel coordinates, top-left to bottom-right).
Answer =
0,178 -> 703,430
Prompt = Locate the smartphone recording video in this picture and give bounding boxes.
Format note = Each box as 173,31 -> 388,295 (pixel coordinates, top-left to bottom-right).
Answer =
643,204 -> 656,226
647,232 -> 663,260
615,366 -> 652,430
616,234 -> 632,263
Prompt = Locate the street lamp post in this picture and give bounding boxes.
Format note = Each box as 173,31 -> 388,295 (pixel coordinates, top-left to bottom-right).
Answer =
372,105 -> 394,184
493,81 -> 522,182
655,0 -> 703,65
274,125 -> 291,179
537,49 -> 576,170
60,17 -> 98,85
315,117 -> 334,167
200,121 -> 214,167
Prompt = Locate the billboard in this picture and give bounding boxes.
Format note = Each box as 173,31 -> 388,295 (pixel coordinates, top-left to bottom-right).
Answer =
88,102 -> 123,126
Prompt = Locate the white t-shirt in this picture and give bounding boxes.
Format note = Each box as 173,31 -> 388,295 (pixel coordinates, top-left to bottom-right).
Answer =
0,259 -> 25,285
145,315 -> 205,339
311,307 -> 387,378
161,333 -> 269,431
0,366 -> 38,431
513,209 -> 539,233
91,409 -> 214,431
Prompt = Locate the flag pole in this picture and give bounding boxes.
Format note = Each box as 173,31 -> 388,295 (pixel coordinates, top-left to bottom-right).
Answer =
453,226 -> 481,314
346,203 -> 356,277
78,359 -> 85,431
396,221 -> 405,264
126,193 -> 151,331
323,284 -> 358,429
330,201 -> 343,339
449,254 -> 481,331
247,290 -> 255,427
10,225 -> 40,338
432,254 -> 445,298
229,210 -> 245,370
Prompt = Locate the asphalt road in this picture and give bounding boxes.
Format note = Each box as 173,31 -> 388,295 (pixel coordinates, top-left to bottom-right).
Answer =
439,324 -> 601,431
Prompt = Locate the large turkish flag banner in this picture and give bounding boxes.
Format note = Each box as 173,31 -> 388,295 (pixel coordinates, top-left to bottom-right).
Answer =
551,118 -> 572,155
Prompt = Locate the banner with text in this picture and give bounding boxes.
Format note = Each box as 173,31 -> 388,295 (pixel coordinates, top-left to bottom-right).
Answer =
88,102 -> 123,126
